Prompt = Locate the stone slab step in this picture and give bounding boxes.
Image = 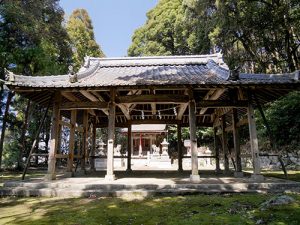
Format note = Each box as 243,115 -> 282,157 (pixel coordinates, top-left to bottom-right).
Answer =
1,183 -> 299,198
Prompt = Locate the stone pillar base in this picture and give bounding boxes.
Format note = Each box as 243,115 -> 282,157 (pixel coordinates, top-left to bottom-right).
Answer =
223,170 -> 231,176
234,171 -> 244,178
215,169 -> 222,174
190,174 -> 200,182
44,173 -> 56,181
64,171 -> 74,178
105,174 -> 116,181
89,167 -> 96,172
75,170 -> 86,176
250,174 -> 264,182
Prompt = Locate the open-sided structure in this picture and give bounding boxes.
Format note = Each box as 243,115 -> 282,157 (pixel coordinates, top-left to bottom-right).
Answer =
3,53 -> 300,181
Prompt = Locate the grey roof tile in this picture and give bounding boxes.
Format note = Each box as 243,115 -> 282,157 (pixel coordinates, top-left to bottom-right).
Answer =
4,54 -> 299,88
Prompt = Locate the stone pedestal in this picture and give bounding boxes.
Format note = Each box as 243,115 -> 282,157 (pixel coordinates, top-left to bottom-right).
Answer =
44,173 -> 56,181
234,171 -> 244,178
105,174 -> 116,181
250,174 -> 265,182
190,174 -> 200,182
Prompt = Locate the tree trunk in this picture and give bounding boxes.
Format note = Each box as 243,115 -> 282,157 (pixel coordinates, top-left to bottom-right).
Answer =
17,99 -> 31,170
0,91 -> 14,169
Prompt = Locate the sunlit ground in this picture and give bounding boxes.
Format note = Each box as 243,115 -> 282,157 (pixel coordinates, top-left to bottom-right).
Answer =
0,193 -> 299,225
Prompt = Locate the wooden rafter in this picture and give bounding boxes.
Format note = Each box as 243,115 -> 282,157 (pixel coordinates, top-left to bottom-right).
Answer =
118,94 -> 189,104
200,89 -> 226,115
60,102 -> 108,110
80,90 -> 109,115
117,103 -> 131,120
61,92 -> 96,116
177,103 -> 188,120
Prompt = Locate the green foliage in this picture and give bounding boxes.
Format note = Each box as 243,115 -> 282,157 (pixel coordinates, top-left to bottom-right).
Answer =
210,0 -> 300,72
2,134 -> 19,168
0,0 -> 72,169
128,0 -> 213,56
66,9 -> 105,70
0,0 -> 72,76
258,91 -> 300,151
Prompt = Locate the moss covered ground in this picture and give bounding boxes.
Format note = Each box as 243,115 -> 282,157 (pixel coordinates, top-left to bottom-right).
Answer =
1,170 -> 299,224
0,193 -> 299,225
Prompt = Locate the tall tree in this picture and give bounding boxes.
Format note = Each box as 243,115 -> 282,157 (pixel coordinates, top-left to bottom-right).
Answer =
209,0 -> 300,72
0,0 -> 72,169
128,0 -> 214,56
66,9 -> 105,70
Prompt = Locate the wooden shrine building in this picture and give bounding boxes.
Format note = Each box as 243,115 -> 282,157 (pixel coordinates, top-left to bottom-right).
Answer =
121,124 -> 167,156
2,53 -> 300,181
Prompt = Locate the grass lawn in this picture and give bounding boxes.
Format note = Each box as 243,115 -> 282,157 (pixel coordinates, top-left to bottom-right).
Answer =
0,193 -> 300,225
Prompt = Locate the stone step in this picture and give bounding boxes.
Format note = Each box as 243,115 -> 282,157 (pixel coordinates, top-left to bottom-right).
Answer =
1,182 -> 299,197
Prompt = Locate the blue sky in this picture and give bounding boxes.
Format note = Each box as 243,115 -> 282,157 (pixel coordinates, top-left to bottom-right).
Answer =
60,0 -> 158,57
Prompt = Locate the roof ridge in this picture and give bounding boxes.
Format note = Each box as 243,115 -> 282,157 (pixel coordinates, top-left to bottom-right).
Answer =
89,53 -> 222,61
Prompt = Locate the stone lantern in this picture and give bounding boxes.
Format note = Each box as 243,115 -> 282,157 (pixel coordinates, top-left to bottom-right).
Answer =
161,138 -> 169,156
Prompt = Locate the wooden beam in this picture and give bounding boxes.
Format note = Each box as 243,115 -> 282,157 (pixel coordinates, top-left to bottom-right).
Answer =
62,92 -> 96,116
95,119 -> 212,127
80,90 -> 98,101
90,124 -> 96,171
200,89 -> 226,114
118,94 -> 189,104
247,102 -> 261,175
197,100 -> 248,108
126,125 -> 132,172
105,88 -> 116,181
189,99 -> 200,181
177,103 -> 188,120
62,92 -> 79,102
213,127 -> 221,173
45,92 -> 61,180
177,123 -> 183,172
117,104 -> 131,120
80,90 -> 109,115
67,110 -> 76,173
60,101 -> 108,110
221,115 -> 230,173
150,88 -> 156,115
81,110 -> 88,170
232,108 -> 242,172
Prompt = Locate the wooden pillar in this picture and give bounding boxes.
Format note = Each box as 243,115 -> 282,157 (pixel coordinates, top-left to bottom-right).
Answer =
221,115 -> 230,174
247,101 -> 264,181
177,123 -> 183,172
126,124 -> 132,172
90,124 -> 96,171
232,108 -> 243,177
214,127 -> 221,173
105,89 -> 116,181
67,110 -> 76,174
189,99 -> 200,181
81,110 -> 88,171
45,92 -> 61,180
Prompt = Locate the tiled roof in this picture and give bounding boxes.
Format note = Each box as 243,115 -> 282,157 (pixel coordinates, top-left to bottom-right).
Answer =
3,54 -> 299,88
